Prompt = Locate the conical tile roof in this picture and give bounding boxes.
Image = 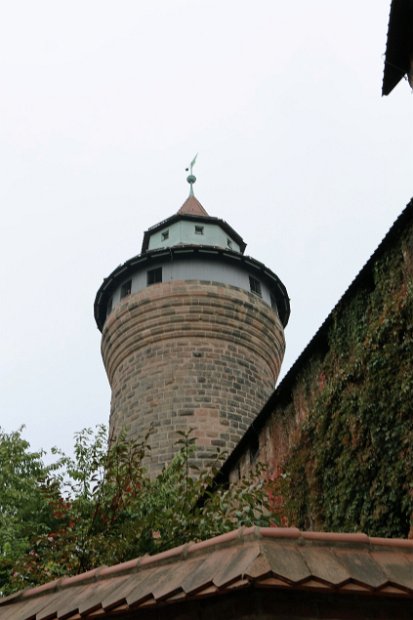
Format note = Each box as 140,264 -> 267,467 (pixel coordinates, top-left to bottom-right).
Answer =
177,195 -> 208,217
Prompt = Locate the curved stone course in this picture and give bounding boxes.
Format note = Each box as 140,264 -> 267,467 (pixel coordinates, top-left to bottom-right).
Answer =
101,280 -> 285,474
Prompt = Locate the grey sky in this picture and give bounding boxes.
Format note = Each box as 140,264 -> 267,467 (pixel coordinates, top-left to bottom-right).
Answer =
1,1 -> 412,456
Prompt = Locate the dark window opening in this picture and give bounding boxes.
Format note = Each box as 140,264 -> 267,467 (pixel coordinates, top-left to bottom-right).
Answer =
249,434 -> 259,464
147,267 -> 162,286
161,230 -> 169,241
227,238 -> 233,249
106,296 -> 113,316
120,280 -> 132,299
249,276 -> 262,297
195,225 -> 204,235
270,294 -> 278,312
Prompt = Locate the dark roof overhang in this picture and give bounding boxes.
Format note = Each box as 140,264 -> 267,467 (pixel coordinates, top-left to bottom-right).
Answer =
382,0 -> 413,95
141,214 -> 247,254
94,244 -> 290,332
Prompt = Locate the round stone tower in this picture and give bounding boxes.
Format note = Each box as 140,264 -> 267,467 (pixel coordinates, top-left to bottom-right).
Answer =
94,178 -> 289,475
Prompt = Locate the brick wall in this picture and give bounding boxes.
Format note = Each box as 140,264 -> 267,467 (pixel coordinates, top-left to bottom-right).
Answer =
101,280 -> 285,475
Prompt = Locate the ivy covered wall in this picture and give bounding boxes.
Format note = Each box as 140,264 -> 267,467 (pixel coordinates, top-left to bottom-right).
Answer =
224,200 -> 413,538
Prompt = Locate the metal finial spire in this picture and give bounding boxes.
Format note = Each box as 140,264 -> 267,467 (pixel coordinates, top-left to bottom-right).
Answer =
185,153 -> 198,196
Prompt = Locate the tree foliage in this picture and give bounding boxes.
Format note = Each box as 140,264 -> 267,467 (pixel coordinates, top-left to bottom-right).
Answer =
1,426 -> 276,595
0,429 -> 64,591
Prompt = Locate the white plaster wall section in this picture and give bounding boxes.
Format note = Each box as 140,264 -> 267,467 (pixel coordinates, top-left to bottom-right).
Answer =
109,258 -> 276,316
147,221 -> 240,252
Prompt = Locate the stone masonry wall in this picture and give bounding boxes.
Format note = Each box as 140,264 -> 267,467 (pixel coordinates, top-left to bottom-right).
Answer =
101,280 -> 285,475
225,200 -> 413,538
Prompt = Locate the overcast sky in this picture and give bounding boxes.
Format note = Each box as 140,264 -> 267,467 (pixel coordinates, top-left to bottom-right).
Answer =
1,1 -> 412,457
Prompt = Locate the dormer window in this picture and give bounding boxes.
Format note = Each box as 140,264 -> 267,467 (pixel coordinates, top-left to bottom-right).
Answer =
161,230 -> 169,241
120,280 -> 132,299
249,276 -> 262,297
195,225 -> 204,235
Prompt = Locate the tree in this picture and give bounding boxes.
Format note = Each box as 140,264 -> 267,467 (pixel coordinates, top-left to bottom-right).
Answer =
0,428 -> 60,592
1,426 -> 277,595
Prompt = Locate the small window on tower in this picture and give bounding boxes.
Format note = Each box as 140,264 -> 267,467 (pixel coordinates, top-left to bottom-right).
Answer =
249,276 -> 262,297
227,238 -> 233,249
195,225 -> 204,235
161,230 -> 169,241
147,267 -> 162,286
270,294 -> 278,313
120,280 -> 132,299
106,296 -> 113,316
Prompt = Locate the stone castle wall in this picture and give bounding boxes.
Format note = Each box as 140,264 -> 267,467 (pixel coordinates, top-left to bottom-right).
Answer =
224,200 -> 413,538
101,280 -> 285,475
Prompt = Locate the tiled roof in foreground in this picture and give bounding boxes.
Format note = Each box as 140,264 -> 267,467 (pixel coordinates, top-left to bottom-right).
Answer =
1,527 -> 412,619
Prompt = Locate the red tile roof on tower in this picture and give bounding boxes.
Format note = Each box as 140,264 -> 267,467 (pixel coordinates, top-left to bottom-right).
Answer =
1,527 -> 412,619
177,195 -> 209,217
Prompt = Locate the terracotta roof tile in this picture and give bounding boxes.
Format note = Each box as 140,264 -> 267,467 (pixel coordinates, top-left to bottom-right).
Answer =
97,558 -> 139,577
212,543 -> 261,587
340,581 -> 373,593
370,550 -> 413,590
1,528 -> 412,619
102,571 -> 154,610
298,546 -> 350,585
262,542 -> 312,583
37,586 -> 86,620
378,584 -> 412,596
78,579 -> 128,616
38,596 -> 70,620
259,527 -> 301,540
254,576 -> 290,587
244,552 -> 272,579
85,610 -> 106,618
298,577 -> 334,591
177,196 -> 209,217
329,548 -> 388,589
181,547 -> 230,594
145,564 -> 187,601
123,567 -> 169,608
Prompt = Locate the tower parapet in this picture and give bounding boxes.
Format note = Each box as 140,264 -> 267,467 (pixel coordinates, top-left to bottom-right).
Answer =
95,188 -> 289,475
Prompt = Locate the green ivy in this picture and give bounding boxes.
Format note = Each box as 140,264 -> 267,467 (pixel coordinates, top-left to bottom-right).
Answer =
282,235 -> 413,538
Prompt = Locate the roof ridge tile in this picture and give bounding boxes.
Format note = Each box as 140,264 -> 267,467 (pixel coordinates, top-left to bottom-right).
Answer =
259,527 -> 301,540
302,531 -> 370,545
370,537 -> 413,549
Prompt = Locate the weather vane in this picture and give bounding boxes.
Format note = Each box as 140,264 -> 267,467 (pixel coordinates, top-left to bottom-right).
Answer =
185,153 -> 198,196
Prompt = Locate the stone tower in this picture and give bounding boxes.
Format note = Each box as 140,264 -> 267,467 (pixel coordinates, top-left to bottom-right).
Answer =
94,177 -> 289,475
